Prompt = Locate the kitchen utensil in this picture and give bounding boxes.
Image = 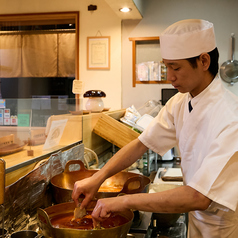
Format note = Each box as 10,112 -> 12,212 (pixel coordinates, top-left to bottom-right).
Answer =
0,159 -> 5,238
158,167 -> 168,178
50,160 -> 150,204
220,33 -> 238,85
37,201 -> 133,238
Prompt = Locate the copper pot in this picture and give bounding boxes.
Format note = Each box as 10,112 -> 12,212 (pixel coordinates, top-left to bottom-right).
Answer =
37,201 -> 133,238
50,160 -> 150,204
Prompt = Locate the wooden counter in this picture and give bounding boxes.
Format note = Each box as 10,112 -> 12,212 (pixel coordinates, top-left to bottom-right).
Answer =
0,109 -> 127,186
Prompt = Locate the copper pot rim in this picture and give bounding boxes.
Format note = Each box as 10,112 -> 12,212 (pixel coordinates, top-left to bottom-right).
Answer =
38,201 -> 134,232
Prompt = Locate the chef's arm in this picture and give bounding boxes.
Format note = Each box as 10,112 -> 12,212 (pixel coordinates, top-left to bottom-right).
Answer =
123,185 -> 212,213
93,138 -> 148,182
92,185 -> 212,220
72,138 -> 148,207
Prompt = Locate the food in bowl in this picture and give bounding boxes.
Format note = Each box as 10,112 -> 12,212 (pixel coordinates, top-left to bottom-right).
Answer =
50,210 -> 129,230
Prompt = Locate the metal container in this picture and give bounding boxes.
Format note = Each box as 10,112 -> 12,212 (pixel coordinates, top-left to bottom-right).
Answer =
37,201 -> 133,238
50,160 -> 150,203
10,230 -> 38,238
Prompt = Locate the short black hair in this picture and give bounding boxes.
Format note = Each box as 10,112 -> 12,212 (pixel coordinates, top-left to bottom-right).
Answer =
186,47 -> 219,77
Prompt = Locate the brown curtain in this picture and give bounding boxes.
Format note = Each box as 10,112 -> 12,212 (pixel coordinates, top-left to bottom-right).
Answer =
0,34 -> 21,77
58,33 -> 75,77
22,34 -> 58,77
0,32 -> 75,78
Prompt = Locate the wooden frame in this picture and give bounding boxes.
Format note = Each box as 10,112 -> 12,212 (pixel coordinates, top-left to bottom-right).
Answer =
87,36 -> 110,70
129,36 -> 171,87
0,11 -> 80,104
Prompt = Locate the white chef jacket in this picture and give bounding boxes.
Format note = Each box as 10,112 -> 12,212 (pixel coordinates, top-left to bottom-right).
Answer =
139,75 -> 238,237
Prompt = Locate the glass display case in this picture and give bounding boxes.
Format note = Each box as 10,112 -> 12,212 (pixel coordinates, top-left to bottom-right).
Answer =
0,97 -> 83,185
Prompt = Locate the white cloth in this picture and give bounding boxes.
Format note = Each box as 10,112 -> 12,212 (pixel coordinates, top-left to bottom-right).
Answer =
139,76 -> 238,237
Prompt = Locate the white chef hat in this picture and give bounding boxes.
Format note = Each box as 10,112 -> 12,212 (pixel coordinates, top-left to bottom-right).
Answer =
160,19 -> 217,60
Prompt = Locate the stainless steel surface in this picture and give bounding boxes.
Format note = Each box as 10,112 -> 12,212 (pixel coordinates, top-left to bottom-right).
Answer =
130,211 -> 152,233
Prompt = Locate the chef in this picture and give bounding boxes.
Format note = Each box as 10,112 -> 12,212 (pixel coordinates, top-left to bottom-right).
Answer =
72,19 -> 238,237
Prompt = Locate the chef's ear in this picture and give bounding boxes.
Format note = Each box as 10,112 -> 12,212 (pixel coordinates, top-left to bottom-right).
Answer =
199,53 -> 210,71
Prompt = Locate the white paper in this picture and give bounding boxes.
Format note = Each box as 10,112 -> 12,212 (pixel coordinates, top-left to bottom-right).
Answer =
43,119 -> 68,150
72,79 -> 83,94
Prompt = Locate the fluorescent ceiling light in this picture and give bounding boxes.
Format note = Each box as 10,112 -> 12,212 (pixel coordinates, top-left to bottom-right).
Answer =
119,7 -> 132,13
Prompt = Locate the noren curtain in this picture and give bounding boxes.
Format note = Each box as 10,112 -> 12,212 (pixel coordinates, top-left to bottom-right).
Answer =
0,32 -> 75,78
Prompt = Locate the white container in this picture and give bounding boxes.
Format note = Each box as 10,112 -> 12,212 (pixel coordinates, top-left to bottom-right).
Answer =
162,149 -> 173,160
83,90 -> 106,112
85,97 -> 104,112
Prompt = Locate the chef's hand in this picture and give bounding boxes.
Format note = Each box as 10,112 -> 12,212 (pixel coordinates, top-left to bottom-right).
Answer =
72,176 -> 101,208
91,196 -> 129,222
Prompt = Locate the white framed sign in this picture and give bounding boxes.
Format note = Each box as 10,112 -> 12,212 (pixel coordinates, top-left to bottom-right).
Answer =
87,36 -> 110,70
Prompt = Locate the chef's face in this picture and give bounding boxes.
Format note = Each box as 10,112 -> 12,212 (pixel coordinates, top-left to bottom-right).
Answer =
163,56 -> 209,97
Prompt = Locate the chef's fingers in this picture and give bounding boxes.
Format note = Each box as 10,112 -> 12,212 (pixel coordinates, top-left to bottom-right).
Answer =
91,206 -> 103,222
80,194 -> 94,209
72,181 -> 87,207
92,199 -> 111,221
92,217 -> 100,229
71,184 -> 80,206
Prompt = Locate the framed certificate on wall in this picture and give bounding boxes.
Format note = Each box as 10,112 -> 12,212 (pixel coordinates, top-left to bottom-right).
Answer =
87,36 -> 110,70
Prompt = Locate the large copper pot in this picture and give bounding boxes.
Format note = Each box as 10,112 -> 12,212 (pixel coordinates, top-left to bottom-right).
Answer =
37,201 -> 133,238
50,160 -> 150,204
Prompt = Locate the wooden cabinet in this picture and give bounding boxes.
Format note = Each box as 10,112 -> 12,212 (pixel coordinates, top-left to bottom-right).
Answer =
129,36 -> 171,87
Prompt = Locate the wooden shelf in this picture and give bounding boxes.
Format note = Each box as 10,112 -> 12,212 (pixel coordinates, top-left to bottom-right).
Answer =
93,110 -> 140,149
129,36 -> 170,87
